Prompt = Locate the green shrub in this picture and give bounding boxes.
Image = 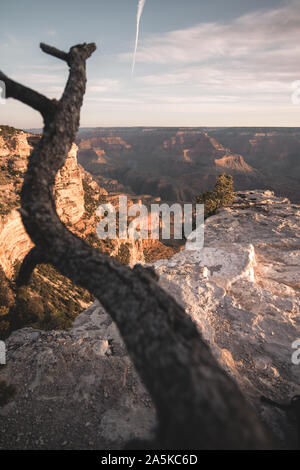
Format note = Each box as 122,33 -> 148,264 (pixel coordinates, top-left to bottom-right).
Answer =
15,287 -> 45,324
3,263 -> 94,333
196,174 -> 234,217
214,173 -> 234,206
0,125 -> 20,138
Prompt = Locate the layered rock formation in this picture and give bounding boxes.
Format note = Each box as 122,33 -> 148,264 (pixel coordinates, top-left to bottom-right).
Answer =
55,143 -> 85,225
0,129 -> 167,277
1,190 -> 299,449
215,154 -> 254,172
209,127 -> 300,180
0,130 -> 85,278
208,127 -> 300,202
0,210 -> 33,279
76,127 -> 300,203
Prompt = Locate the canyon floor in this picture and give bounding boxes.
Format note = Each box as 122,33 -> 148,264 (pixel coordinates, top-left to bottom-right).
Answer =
0,190 -> 299,449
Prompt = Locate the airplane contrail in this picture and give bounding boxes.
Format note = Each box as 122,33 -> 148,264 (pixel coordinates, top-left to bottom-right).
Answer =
132,0 -> 146,76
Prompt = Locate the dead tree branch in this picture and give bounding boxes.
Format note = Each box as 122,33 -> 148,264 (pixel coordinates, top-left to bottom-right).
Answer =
0,71 -> 56,121
40,43 -> 70,63
1,42 -> 274,449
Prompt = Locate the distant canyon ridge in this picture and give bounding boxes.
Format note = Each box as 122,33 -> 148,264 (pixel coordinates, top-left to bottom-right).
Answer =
65,127 -> 300,204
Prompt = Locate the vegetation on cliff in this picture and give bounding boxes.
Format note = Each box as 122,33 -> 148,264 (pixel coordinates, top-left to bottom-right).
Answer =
0,263 -> 93,339
0,125 -> 20,137
196,173 -> 234,216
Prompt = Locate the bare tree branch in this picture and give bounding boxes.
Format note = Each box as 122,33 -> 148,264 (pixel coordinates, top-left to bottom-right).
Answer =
40,43 -> 70,63
15,246 -> 50,287
4,42 -> 274,449
0,71 -> 57,121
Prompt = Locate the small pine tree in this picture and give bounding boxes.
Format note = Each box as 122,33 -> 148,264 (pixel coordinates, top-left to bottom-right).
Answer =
196,190 -> 218,215
214,173 -> 234,207
196,174 -> 234,216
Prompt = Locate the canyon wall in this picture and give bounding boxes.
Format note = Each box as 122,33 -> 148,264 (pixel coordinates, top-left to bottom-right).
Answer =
0,128 -> 175,279
0,209 -> 33,279
76,127 -> 300,203
55,143 -> 85,225
0,130 -> 85,278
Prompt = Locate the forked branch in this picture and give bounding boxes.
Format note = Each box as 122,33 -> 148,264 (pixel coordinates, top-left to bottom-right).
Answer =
1,42 -> 273,449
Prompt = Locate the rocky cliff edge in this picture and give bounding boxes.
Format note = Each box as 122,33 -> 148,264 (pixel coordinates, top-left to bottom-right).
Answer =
0,190 -> 299,449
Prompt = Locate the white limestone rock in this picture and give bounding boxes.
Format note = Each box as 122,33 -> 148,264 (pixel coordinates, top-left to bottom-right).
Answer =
0,301 -> 156,449
154,190 -> 300,447
0,190 -> 299,449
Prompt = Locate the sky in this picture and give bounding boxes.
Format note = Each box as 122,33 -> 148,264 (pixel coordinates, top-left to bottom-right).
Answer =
1,0 -> 300,128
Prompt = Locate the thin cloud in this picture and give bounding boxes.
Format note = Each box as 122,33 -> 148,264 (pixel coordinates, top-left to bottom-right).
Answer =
122,2 -> 300,66
137,72 -> 190,86
16,64 -> 65,72
87,79 -> 121,93
11,72 -> 65,85
86,97 -> 142,104
45,30 -> 57,37
121,1 -> 300,108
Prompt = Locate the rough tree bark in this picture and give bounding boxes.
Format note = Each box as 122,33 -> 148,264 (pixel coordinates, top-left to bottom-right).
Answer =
0,43 -> 274,449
